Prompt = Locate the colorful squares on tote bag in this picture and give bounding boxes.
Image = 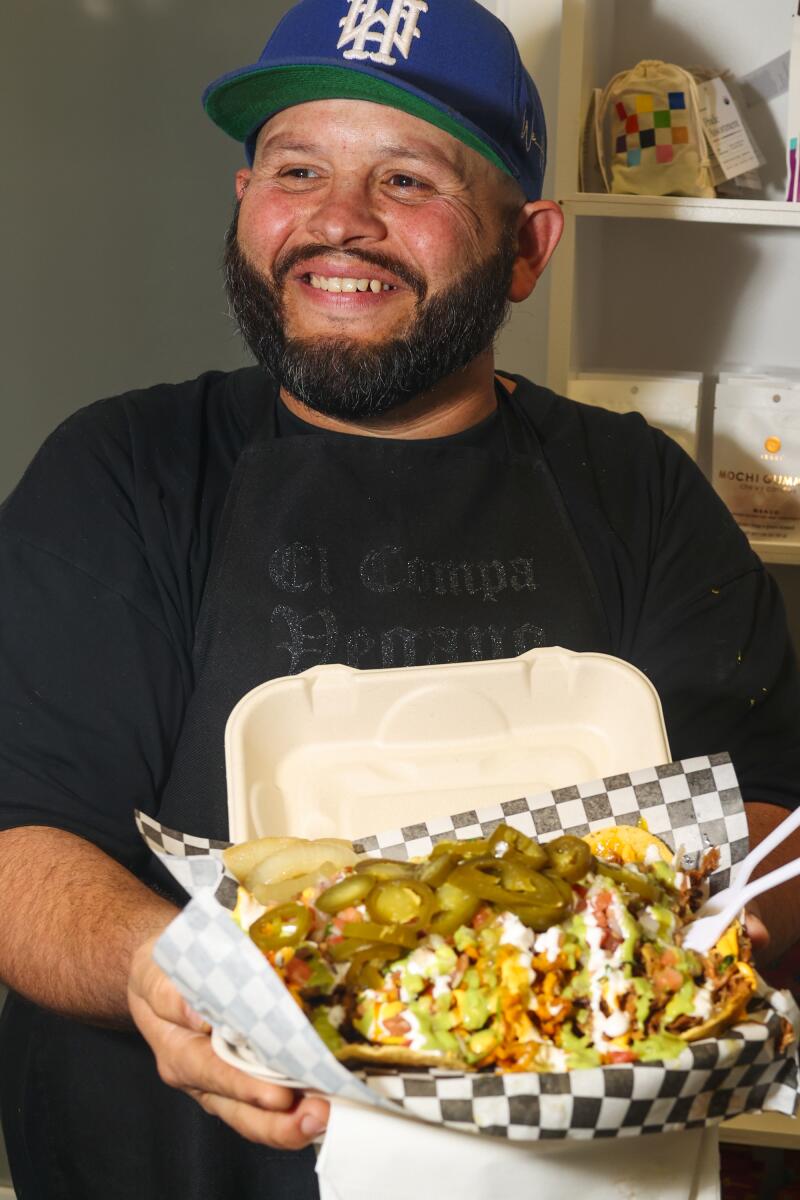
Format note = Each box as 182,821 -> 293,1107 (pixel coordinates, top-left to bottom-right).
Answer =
599,66 -> 712,196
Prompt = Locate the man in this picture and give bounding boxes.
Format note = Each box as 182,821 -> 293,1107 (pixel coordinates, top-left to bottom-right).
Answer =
1,1 -> 799,1197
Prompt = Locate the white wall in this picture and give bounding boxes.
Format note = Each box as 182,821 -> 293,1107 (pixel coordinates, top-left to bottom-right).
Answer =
2,0 -> 293,498
486,0 -> 564,380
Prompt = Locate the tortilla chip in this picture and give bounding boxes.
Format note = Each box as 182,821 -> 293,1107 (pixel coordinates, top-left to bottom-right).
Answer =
680,962 -> 757,1042
334,1042 -> 464,1070
583,825 -> 673,865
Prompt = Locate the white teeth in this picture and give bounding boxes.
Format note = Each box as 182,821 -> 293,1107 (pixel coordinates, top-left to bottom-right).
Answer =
308,274 -> 394,293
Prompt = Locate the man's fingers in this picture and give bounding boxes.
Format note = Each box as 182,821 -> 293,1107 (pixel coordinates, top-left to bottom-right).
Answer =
161,1026 -> 295,1111
193,1092 -> 330,1150
181,1000 -> 212,1034
745,908 -> 770,961
130,947 -> 213,1035
132,997 -> 295,1111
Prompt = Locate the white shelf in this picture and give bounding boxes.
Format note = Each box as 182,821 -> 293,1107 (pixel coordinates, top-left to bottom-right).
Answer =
560,193 -> 800,228
547,0 -> 800,570
752,540 -> 800,566
720,1110 -> 800,1149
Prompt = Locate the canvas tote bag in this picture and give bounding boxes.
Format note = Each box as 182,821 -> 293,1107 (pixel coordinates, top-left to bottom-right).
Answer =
595,60 -> 715,197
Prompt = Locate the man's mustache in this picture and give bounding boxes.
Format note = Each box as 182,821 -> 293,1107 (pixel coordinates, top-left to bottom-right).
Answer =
273,243 -> 427,300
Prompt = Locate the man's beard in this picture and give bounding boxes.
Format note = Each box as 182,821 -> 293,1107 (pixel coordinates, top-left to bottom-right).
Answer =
222,205 -> 517,420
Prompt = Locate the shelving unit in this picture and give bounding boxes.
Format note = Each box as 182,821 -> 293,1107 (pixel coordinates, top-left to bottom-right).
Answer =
545,0 -> 800,1155
546,0 -> 800,570
558,193 -> 800,227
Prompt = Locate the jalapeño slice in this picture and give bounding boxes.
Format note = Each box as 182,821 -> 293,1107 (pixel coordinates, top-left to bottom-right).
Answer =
595,860 -> 660,902
450,858 -> 568,911
545,836 -> 593,883
366,880 -> 435,928
344,945 -> 403,990
430,879 -> 480,935
341,920 -> 419,950
316,874 -> 374,915
488,823 -> 548,869
249,902 -> 312,952
354,859 -> 416,881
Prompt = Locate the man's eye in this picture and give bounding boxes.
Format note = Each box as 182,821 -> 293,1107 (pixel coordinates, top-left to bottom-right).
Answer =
387,173 -> 427,190
281,167 -> 318,180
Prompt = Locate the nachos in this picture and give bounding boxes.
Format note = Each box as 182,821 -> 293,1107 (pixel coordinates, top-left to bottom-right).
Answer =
228,824 -> 759,1071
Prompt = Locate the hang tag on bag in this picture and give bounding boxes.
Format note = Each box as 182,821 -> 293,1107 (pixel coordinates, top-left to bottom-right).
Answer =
696,76 -> 763,182
595,60 -> 715,197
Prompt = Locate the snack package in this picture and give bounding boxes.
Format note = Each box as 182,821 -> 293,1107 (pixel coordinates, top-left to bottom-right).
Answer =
713,374 -> 800,547
567,371 -> 702,462
138,752 -> 799,1145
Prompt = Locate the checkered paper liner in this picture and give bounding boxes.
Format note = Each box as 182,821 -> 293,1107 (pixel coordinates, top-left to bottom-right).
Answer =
137,753 -> 800,1140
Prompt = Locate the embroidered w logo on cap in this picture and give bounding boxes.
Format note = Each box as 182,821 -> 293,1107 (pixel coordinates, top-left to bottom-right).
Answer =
337,0 -> 429,67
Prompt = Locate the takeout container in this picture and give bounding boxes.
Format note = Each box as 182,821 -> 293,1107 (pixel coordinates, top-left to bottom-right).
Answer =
139,649 -> 800,1200
224,647 -> 670,842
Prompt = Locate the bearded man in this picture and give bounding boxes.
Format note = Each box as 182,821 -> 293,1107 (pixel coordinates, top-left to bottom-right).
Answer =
1,1 -> 799,1198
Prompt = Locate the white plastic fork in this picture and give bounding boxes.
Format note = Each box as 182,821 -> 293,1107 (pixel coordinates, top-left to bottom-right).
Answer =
683,856 -> 800,953
696,802 -> 800,920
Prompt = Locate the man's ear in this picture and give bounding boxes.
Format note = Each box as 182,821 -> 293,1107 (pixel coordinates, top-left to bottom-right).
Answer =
235,168 -> 252,203
508,200 -> 564,302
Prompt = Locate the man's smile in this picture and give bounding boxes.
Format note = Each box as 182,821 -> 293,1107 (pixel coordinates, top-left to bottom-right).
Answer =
306,274 -> 396,293
294,272 -> 404,310
289,256 -> 412,308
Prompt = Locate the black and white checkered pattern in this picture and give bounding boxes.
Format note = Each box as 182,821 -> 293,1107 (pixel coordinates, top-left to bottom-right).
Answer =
138,754 -> 800,1140
153,889 -> 376,1107
135,811 -> 240,909
358,999 -> 799,1139
352,753 -> 748,896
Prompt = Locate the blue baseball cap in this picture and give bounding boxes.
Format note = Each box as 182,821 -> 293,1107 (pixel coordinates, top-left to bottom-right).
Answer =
202,0 -> 547,200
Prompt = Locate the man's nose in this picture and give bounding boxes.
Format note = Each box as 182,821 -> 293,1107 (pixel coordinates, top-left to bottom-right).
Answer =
306,178 -> 387,246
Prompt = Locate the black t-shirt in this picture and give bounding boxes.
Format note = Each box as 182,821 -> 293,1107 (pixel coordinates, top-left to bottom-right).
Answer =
1,367 -> 798,873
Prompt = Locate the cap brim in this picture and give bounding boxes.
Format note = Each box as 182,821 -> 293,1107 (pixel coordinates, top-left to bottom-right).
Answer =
203,62 -> 513,181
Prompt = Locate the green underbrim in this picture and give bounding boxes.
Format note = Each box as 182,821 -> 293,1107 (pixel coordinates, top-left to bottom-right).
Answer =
204,64 -> 511,179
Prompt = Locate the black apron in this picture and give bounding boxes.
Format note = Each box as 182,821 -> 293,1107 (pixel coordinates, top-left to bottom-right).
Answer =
1,379 -> 609,1200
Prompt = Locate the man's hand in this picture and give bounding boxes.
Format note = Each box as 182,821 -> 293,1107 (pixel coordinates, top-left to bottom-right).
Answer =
128,934 -> 329,1148
744,903 -> 770,963
743,802 -> 800,965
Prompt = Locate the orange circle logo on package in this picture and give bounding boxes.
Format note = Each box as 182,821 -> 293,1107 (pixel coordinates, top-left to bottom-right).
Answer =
765,436 -> 782,455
